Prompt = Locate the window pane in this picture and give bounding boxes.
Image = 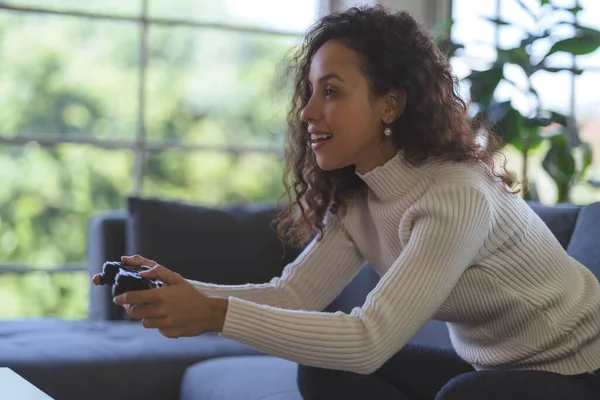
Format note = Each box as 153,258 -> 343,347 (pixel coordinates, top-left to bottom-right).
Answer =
143,151 -> 284,205
0,12 -> 139,139
499,0 -> 579,67
576,70 -> 600,174
145,26 -> 296,148
540,68 -> 600,205
0,272 -> 88,318
449,58 -> 473,105
0,144 -> 132,267
572,70 -> 600,204
452,0 -> 497,63
149,0 -> 319,33
498,0 -> 541,49
2,0 -> 140,16
576,50 -> 600,70
530,69 -> 572,115
576,71 -> 600,121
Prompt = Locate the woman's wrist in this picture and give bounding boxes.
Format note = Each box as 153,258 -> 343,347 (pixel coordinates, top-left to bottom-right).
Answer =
208,297 -> 229,333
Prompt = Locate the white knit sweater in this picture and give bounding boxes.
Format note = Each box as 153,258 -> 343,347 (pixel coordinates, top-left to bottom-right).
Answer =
191,152 -> 600,375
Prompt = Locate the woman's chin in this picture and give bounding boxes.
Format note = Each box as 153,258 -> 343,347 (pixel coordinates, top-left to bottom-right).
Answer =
315,155 -> 346,171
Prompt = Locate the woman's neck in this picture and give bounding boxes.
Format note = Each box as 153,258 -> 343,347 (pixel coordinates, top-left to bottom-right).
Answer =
354,145 -> 398,174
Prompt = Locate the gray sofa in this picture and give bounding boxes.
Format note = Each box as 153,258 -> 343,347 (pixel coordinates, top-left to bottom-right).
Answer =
1,197 -> 599,400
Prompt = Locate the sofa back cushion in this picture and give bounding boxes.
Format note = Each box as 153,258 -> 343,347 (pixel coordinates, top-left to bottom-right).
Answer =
126,197 -> 301,285
567,202 -> 600,280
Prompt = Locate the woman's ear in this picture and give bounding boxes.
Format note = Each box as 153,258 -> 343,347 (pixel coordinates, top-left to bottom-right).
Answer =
383,89 -> 407,124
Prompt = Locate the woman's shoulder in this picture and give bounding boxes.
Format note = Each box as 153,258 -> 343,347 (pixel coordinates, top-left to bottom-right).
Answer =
421,159 -> 496,191
418,159 -> 528,216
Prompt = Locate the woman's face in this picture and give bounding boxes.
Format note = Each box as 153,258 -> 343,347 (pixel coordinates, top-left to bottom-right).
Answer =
301,40 -> 399,173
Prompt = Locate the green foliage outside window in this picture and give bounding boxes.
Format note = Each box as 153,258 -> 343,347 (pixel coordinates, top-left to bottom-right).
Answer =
0,6 -> 301,318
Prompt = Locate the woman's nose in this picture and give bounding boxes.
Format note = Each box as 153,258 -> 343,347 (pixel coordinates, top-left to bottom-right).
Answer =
300,96 -> 320,123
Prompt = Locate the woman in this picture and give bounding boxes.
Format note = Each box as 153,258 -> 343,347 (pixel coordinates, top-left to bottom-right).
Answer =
94,6 -> 600,399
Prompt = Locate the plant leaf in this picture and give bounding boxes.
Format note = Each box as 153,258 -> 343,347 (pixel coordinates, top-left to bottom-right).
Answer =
580,142 -> 593,175
467,67 -> 504,103
542,133 -> 576,186
544,67 -> 584,75
529,85 -> 539,98
588,180 -> 600,188
574,24 -> 600,40
514,125 -> 544,152
497,47 -> 531,67
483,17 -> 511,25
481,101 -> 539,150
520,31 -> 551,48
546,37 -> 600,57
550,112 -> 568,126
565,6 -> 583,15
524,116 -> 552,127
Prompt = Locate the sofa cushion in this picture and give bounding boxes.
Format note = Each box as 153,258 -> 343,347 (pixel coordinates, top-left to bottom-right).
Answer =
126,197 -> 302,285
567,202 -> 600,280
324,265 -> 381,314
325,265 -> 452,348
181,356 -> 302,400
0,320 -> 261,400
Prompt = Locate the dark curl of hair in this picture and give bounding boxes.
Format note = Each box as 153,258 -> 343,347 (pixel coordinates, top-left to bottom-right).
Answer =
275,5 -> 517,247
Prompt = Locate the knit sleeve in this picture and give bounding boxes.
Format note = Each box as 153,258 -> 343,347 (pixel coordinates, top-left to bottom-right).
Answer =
219,184 -> 491,374
189,216 -> 366,311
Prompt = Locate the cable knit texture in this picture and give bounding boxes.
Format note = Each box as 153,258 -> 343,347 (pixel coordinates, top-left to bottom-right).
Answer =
191,152 -> 600,375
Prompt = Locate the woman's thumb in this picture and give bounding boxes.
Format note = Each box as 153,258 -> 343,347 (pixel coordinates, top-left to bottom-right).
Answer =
139,265 -> 183,285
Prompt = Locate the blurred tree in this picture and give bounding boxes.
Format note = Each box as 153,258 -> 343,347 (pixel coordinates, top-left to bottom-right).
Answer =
0,3 -> 298,318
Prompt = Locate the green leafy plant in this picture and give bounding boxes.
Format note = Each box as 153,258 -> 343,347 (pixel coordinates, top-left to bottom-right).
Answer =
453,0 -> 600,202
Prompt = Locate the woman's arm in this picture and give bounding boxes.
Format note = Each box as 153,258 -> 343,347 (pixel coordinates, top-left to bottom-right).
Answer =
189,216 -> 366,311
217,184 -> 491,374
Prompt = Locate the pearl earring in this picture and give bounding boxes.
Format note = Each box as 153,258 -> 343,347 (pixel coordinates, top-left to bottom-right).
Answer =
384,126 -> 392,137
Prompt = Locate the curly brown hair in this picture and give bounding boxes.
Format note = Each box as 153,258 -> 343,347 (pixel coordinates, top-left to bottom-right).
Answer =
275,5 -> 517,247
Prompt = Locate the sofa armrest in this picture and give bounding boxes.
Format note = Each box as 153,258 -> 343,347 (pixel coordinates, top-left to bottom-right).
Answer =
86,210 -> 128,321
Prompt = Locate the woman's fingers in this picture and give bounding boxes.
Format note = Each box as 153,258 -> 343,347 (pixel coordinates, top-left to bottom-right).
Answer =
121,254 -> 158,269
143,318 -> 167,329
158,328 -> 180,339
127,304 -> 166,320
139,265 -> 185,285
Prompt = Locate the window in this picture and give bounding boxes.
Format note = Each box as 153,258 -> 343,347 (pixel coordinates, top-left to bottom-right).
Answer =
451,0 -> 600,204
0,0 -> 320,318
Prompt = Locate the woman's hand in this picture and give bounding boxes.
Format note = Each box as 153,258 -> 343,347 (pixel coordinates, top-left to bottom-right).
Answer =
111,255 -> 229,338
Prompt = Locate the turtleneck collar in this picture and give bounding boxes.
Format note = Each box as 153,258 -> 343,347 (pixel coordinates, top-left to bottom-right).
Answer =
355,151 -> 425,200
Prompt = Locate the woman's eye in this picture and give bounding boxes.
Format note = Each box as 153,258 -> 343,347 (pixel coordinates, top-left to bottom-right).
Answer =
324,88 -> 334,97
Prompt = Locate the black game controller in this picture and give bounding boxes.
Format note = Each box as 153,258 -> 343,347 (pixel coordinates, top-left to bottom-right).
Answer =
97,261 -> 164,297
